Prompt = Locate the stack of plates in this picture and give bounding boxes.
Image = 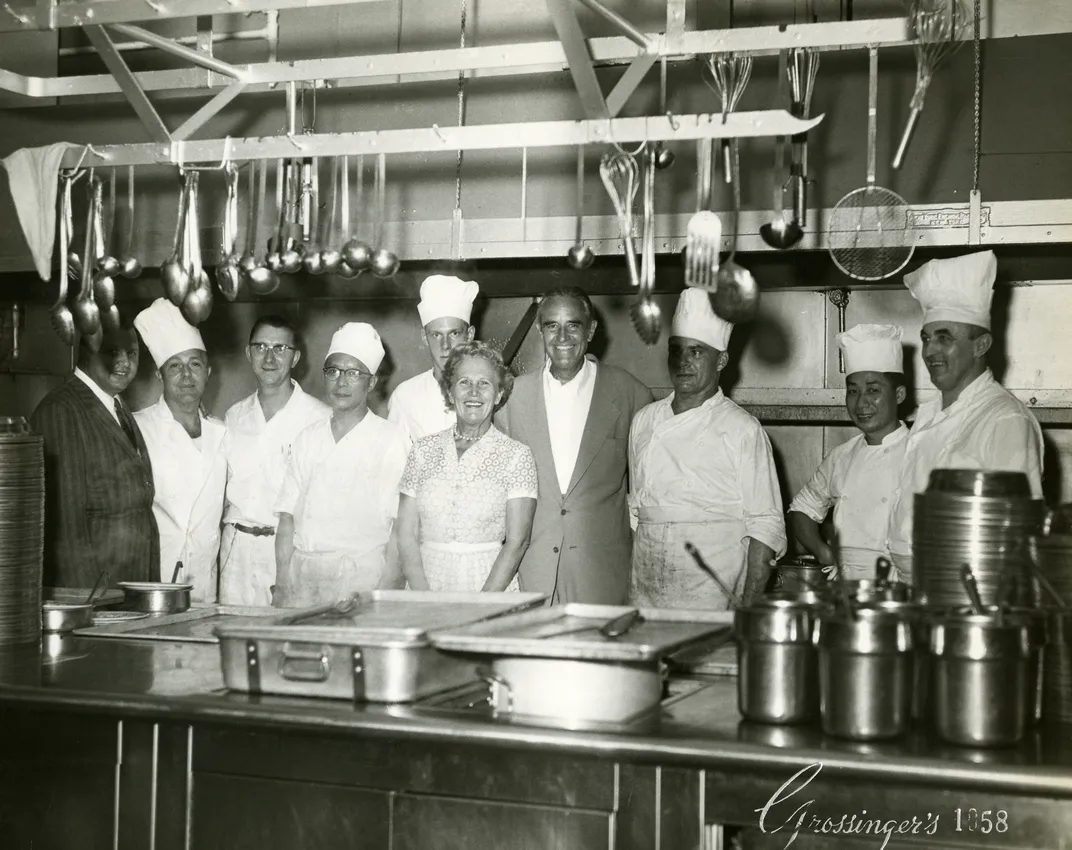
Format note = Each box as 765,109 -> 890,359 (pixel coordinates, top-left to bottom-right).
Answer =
913,489 -> 1044,608
1044,612 -> 1072,725
0,417 -> 45,646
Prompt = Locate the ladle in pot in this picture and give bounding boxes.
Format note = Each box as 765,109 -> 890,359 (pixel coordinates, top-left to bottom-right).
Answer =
86,569 -> 109,606
685,541 -> 743,608
960,564 -> 987,616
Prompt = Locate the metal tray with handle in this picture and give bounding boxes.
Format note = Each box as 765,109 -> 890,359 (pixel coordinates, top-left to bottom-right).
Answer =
428,603 -> 734,662
73,604 -> 288,643
214,590 -> 547,703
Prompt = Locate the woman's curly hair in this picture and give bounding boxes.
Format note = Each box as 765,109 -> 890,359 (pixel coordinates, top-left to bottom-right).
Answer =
438,341 -> 515,410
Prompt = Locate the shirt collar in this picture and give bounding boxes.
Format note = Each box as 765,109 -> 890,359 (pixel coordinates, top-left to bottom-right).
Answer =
74,367 -> 117,411
542,356 -> 595,394
665,387 -> 725,413
863,422 -> 908,447
937,369 -> 994,413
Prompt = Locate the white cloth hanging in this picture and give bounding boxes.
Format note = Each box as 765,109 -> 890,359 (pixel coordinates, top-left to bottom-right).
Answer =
1,142 -> 75,282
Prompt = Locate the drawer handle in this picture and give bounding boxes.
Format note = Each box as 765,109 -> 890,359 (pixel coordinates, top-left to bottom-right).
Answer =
278,643 -> 331,682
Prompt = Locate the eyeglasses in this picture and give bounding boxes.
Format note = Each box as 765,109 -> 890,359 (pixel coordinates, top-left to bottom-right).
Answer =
249,342 -> 296,356
323,366 -> 373,383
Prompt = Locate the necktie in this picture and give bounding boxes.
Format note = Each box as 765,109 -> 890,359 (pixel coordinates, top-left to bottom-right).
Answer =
114,397 -> 140,451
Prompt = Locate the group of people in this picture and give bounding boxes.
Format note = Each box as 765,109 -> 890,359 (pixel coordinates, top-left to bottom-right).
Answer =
30,248 -> 1044,611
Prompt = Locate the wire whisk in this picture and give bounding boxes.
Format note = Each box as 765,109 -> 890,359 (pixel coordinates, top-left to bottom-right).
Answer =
893,0 -> 972,169
703,53 -> 753,182
598,150 -> 641,289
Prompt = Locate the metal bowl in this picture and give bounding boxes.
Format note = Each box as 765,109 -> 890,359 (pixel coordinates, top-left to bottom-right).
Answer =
118,581 -> 192,614
927,468 -> 1032,498
42,602 -> 94,633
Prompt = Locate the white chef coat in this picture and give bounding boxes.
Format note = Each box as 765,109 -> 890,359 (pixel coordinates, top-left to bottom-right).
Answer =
274,412 -> 410,605
543,356 -> 597,494
219,381 -> 329,605
387,369 -> 455,442
628,391 -> 786,609
889,370 -> 1044,577
789,424 -> 908,579
133,398 -> 227,603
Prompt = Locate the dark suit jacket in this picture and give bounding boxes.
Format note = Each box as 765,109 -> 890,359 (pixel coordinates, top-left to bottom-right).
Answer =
31,378 -> 159,587
498,360 -> 653,604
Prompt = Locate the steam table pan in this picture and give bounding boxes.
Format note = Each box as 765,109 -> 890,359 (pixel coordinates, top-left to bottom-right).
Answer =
215,590 -> 546,703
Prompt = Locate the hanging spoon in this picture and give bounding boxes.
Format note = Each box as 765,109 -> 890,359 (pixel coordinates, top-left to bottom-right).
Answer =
369,153 -> 399,278
72,175 -> 103,344
567,146 -> 594,269
95,170 -> 122,278
215,162 -> 242,301
712,141 -> 760,324
342,154 -> 372,273
182,172 -> 214,325
319,156 -> 342,274
301,157 -> 324,275
246,160 -> 280,295
119,166 -> 142,279
50,173 -> 78,346
161,173 -> 192,306
279,159 -> 303,274
92,179 -> 117,313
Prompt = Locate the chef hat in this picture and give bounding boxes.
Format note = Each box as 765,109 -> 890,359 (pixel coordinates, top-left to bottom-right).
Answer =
417,275 -> 480,326
671,287 -> 733,352
837,323 -> 904,375
904,250 -> 997,330
326,322 -> 384,373
133,297 -> 206,368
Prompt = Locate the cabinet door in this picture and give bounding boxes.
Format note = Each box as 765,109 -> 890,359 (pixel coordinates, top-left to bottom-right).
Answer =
191,773 -> 391,850
392,794 -> 613,850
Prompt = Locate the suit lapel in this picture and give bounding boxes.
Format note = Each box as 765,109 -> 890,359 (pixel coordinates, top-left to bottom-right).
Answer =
564,364 -> 618,498
70,379 -> 142,461
525,371 -> 564,504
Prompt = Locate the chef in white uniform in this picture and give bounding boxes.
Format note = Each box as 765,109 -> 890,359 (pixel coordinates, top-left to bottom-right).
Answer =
133,298 -> 226,603
220,316 -> 329,606
274,323 -> 410,607
889,250 -> 1044,578
628,288 -> 786,609
789,324 -> 909,579
388,274 -> 478,441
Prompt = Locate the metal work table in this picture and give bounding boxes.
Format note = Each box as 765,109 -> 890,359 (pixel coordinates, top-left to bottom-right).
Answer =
1,637 -> 1071,849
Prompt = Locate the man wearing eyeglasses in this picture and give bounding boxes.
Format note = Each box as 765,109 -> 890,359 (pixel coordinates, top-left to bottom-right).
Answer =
273,323 -> 410,607
220,315 -> 329,606
133,299 -> 227,603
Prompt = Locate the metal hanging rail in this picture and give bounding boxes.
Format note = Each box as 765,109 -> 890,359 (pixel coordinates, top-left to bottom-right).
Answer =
57,110 -> 825,169
0,18 -> 911,100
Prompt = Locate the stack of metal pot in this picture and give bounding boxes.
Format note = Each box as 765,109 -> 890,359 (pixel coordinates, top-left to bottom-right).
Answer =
913,469 -> 1045,607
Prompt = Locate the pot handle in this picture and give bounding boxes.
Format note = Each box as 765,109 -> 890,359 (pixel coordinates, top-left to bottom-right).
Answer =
475,665 -> 512,714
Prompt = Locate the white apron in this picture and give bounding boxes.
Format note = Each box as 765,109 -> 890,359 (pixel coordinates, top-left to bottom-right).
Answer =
218,525 -> 276,607
274,546 -> 386,608
630,507 -> 746,610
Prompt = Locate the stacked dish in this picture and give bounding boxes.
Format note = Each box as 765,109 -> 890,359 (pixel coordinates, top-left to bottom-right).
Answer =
912,469 -> 1043,608
0,417 -> 45,646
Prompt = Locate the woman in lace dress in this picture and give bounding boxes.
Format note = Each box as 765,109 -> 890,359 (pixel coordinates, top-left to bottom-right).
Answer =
396,342 -> 538,592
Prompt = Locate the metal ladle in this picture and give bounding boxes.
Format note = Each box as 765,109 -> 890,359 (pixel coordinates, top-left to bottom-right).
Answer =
960,564 -> 987,615
567,146 -> 594,269
319,156 -> 342,274
630,144 -> 661,346
215,162 -> 242,301
72,175 -> 102,344
341,154 -> 372,274
119,166 -> 142,279
50,172 -> 78,346
161,173 -> 192,306
245,160 -> 281,295
369,153 -> 400,278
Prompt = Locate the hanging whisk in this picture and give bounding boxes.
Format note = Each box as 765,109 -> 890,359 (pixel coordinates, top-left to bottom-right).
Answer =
703,53 -> 754,182
892,0 -> 972,169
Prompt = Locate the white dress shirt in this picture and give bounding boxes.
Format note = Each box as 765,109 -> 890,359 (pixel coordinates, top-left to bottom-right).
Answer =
387,369 -> 455,442
789,424 -> 908,573
223,381 -> 330,528
542,357 -> 597,494
889,370 -> 1044,565
74,367 -> 119,424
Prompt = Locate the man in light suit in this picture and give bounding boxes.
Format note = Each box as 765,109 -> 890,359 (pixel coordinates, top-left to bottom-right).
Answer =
498,287 -> 653,604
31,322 -> 159,588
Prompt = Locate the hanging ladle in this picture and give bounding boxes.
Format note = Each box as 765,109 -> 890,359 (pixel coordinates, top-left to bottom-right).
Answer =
245,160 -> 280,295
301,158 -> 324,275
760,51 -> 803,250
566,146 -> 594,270
216,161 -> 242,301
369,153 -> 400,278
161,172 -> 192,306
72,175 -> 103,344
651,57 -> 675,170
341,154 -> 372,274
50,172 -> 78,346
711,141 -> 760,324
319,156 -> 342,274
119,166 -> 142,279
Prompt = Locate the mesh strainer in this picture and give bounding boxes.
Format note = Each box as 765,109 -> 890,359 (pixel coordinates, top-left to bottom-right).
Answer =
827,47 -> 915,281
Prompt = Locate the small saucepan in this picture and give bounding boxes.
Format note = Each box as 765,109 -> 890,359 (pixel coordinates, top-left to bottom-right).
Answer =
119,581 -> 192,614
42,569 -> 109,633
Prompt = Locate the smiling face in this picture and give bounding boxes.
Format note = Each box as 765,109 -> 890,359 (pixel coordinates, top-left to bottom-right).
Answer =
247,324 -> 300,390
539,296 -> 596,380
323,352 -> 376,414
449,355 -> 503,430
160,348 -> 210,409
423,317 -> 474,375
668,336 -> 727,401
81,328 -> 140,396
845,371 -> 904,441
920,320 -> 989,395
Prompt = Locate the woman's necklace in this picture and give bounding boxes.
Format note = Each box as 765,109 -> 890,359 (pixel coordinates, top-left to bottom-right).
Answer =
453,424 -> 485,443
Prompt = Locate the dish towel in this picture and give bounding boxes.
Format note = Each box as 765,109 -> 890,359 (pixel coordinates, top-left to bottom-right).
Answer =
1,142 -> 75,282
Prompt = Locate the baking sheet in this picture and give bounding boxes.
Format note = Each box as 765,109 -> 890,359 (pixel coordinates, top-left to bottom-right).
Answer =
215,590 -> 548,645
73,605 -> 287,643
429,603 -> 734,662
